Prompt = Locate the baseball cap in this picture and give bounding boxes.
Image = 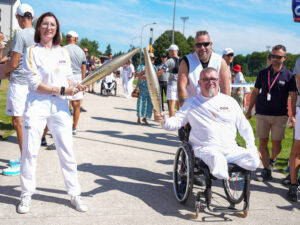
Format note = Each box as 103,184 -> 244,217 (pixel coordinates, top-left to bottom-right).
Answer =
16,4 -> 34,17
232,64 -> 242,72
167,44 -> 179,51
67,30 -> 78,38
223,48 -> 234,55
161,53 -> 167,58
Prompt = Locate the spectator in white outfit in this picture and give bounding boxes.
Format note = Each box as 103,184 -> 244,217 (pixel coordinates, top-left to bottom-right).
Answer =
155,67 -> 259,179
18,12 -> 88,214
121,59 -> 135,98
1,3 -> 35,176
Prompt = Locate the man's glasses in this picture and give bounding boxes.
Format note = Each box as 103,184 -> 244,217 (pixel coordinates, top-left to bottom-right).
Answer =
227,53 -> 234,57
270,54 -> 285,59
202,78 -> 219,82
41,22 -> 56,29
195,42 -> 210,48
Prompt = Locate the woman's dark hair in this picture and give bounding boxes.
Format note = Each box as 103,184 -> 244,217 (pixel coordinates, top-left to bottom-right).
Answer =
34,12 -> 61,45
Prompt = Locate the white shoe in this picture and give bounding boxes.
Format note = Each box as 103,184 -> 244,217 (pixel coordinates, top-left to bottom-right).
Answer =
2,164 -> 20,176
17,195 -> 31,214
70,196 -> 88,212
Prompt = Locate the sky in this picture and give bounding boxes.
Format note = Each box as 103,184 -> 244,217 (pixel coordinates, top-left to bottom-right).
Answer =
22,0 -> 300,56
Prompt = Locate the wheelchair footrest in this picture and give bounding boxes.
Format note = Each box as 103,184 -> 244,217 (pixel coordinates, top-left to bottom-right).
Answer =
208,206 -> 245,213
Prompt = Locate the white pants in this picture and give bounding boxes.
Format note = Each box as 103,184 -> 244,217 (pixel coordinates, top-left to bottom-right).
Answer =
122,77 -> 132,98
195,145 -> 260,179
21,94 -> 81,197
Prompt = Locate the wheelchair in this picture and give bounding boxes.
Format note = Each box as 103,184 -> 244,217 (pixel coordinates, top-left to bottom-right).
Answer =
100,79 -> 117,96
173,125 -> 251,219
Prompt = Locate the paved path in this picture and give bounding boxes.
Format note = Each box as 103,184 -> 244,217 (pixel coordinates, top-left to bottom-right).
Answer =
0,79 -> 299,225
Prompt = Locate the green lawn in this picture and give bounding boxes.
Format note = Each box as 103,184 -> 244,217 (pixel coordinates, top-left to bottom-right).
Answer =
236,115 -> 293,173
0,79 -> 14,139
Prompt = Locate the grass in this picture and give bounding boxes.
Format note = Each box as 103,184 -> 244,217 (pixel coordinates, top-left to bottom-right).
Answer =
236,115 -> 293,173
0,79 -> 14,139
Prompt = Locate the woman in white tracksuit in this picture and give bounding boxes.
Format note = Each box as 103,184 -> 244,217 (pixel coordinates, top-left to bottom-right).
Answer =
18,12 -> 87,214
121,60 -> 134,98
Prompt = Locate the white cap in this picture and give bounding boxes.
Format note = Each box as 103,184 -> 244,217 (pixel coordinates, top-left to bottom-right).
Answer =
67,30 -> 78,38
167,44 -> 179,51
16,4 -> 34,17
223,48 -> 234,55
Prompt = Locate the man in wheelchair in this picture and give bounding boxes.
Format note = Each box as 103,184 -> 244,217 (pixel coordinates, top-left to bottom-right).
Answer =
101,72 -> 116,95
155,67 -> 260,180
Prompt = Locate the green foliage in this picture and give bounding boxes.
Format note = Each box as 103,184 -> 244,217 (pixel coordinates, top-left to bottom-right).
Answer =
78,38 -> 102,58
285,53 -> 300,72
233,51 -> 300,77
152,30 -> 190,64
61,33 -> 67,46
105,44 -> 112,56
186,35 -> 194,53
0,80 -> 14,139
128,45 -> 140,69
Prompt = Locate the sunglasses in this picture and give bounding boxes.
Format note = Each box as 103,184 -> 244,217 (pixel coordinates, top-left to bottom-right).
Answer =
195,42 -> 210,48
270,54 -> 285,59
202,78 -> 218,82
227,53 -> 234,57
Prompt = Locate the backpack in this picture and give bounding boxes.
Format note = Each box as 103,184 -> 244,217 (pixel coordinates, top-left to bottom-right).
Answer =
171,57 -> 180,74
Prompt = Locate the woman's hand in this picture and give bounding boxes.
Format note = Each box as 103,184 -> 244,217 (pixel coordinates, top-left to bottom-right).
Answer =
65,84 -> 87,96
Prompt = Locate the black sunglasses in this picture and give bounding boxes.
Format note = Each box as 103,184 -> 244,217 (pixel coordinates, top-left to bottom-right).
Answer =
270,54 -> 285,59
195,42 -> 210,48
227,53 -> 234,57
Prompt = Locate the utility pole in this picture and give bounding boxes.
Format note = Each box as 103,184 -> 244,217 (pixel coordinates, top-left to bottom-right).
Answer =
172,0 -> 176,44
180,16 -> 189,36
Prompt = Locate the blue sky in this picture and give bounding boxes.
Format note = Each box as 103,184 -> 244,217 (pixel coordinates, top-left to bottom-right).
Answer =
22,0 -> 300,55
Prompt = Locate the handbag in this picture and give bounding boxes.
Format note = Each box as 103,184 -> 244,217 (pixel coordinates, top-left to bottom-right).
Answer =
131,78 -> 141,98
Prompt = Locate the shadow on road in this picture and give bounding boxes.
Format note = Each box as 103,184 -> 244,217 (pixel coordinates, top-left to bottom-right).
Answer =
77,163 -> 232,221
114,107 -> 136,112
86,130 -> 179,147
0,185 -> 72,210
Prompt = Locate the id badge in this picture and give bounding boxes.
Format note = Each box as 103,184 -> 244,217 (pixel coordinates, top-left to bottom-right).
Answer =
267,93 -> 271,101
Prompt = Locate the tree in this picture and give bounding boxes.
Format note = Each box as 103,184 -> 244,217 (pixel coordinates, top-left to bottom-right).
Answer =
233,54 -> 249,76
186,35 -> 194,53
153,30 -> 190,64
79,38 -> 102,57
105,44 -> 112,56
285,53 -> 300,72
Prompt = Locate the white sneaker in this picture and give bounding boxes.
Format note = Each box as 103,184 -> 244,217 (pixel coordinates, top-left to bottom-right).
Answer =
70,196 -> 88,212
17,195 -> 31,214
2,164 -> 20,176
9,157 -> 21,166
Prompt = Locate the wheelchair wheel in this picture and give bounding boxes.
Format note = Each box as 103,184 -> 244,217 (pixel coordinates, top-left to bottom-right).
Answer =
173,145 -> 194,204
223,171 -> 246,204
100,84 -> 104,95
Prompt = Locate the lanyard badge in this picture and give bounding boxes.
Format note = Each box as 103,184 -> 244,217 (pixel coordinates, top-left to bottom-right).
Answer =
267,70 -> 280,101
